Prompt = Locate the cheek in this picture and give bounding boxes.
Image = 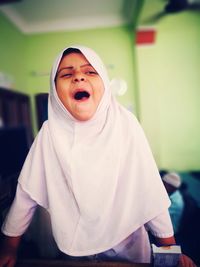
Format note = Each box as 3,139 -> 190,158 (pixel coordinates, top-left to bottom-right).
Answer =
56,82 -> 70,100
97,82 -> 105,100
58,94 -> 72,112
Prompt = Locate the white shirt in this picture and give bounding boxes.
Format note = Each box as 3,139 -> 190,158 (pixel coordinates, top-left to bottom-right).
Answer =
2,183 -> 173,239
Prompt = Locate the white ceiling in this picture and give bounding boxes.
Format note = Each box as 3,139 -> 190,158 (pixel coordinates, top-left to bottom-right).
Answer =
0,0 -> 137,34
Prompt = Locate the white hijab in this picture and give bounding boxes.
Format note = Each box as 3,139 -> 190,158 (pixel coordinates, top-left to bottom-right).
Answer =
19,45 -> 170,256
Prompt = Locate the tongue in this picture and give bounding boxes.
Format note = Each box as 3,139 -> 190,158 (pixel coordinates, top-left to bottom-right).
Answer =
74,91 -> 90,100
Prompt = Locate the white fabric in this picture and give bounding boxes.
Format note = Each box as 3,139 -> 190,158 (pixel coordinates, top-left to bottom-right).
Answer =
145,211 -> 174,238
2,185 -> 173,240
15,45 -> 170,256
111,226 -> 151,263
1,184 -> 37,237
1,184 -> 173,239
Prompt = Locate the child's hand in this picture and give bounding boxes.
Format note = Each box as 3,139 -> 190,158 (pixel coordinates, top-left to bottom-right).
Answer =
178,254 -> 197,267
0,246 -> 17,267
0,235 -> 21,267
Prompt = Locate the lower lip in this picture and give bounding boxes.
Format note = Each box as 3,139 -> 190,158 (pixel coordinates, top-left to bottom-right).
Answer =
74,96 -> 90,102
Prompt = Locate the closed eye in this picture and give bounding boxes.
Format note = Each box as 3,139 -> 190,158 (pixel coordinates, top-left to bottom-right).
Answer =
61,73 -> 72,78
85,71 -> 98,75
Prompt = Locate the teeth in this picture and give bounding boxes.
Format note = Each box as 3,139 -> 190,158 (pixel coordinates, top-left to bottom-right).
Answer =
74,91 -> 90,100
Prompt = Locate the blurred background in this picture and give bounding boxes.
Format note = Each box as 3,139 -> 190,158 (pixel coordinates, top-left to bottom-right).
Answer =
0,0 -> 200,263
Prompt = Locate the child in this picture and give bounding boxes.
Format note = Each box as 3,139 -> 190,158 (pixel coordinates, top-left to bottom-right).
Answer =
0,45 -> 196,267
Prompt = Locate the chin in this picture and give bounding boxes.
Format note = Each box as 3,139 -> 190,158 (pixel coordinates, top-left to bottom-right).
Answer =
74,113 -> 94,121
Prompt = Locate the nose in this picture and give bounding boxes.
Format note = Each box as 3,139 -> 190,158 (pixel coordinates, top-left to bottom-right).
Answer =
73,72 -> 86,83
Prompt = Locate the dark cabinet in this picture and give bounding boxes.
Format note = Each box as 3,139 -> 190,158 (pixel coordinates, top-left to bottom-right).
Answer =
0,87 -> 33,232
0,87 -> 33,145
35,93 -> 48,130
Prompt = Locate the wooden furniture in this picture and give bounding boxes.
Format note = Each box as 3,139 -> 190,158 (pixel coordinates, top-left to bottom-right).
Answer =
0,87 -> 33,236
0,87 -> 33,145
35,93 -> 48,130
16,259 -> 151,267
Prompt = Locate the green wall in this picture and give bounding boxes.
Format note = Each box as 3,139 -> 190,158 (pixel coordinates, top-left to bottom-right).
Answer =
0,11 -> 27,91
137,3 -> 200,170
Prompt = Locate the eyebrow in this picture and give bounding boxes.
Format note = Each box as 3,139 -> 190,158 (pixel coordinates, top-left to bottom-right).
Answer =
57,63 -> 92,75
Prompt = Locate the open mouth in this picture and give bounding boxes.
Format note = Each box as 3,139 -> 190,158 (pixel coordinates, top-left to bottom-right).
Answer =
74,91 -> 90,101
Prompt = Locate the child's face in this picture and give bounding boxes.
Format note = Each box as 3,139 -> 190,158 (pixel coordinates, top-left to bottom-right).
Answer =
55,52 -> 105,121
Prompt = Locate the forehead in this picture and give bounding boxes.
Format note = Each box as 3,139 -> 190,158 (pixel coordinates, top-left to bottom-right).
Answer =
58,52 -> 90,70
